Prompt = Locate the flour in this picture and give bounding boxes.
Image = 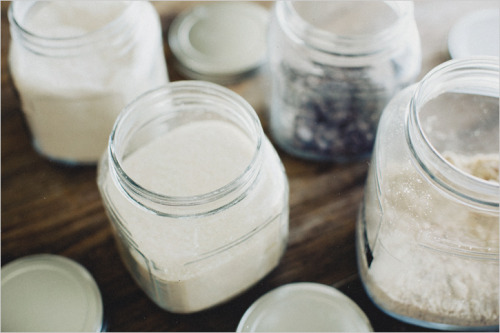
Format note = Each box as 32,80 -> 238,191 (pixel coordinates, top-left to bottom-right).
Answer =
9,1 -> 168,164
102,119 -> 288,313
360,153 -> 499,327
444,152 -> 499,183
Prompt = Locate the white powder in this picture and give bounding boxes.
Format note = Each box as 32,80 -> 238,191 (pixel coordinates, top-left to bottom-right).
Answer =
444,152 -> 499,183
9,1 -> 168,163
122,121 -> 255,196
361,153 -> 499,327
22,2 -> 128,38
103,120 -> 288,313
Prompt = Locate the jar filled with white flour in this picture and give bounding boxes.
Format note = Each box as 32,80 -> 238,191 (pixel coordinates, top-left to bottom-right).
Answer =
356,57 -> 499,330
8,1 -> 168,164
97,81 -> 289,313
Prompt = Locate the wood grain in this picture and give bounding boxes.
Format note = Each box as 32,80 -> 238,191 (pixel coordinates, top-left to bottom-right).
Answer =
1,1 -> 497,331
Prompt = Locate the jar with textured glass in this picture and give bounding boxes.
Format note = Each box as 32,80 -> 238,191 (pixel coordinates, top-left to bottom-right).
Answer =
267,1 -> 421,162
97,81 -> 289,313
356,57 -> 499,330
8,1 -> 168,164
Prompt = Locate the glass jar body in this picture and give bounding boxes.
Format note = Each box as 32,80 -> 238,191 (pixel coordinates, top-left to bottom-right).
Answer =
8,1 -> 168,164
356,58 -> 499,330
97,81 -> 289,313
267,1 -> 421,162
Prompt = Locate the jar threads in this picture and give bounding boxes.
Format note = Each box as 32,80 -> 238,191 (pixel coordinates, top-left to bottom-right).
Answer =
108,82 -> 264,217
407,57 -> 499,211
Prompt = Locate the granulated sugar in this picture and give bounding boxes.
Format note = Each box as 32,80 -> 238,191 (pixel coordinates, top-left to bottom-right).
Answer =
105,119 -> 287,312
122,120 -> 255,196
9,1 -> 167,163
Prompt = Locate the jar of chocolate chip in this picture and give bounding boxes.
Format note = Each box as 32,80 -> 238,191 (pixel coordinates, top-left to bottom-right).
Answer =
267,1 -> 421,162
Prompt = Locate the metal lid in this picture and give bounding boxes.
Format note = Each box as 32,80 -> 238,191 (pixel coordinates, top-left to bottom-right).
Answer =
1,254 -> 104,332
237,282 -> 373,332
168,2 -> 269,84
448,8 -> 499,59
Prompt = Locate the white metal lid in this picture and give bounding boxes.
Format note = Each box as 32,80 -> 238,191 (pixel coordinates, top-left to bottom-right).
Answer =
237,282 -> 373,332
168,2 -> 269,84
1,254 -> 104,332
448,8 -> 499,59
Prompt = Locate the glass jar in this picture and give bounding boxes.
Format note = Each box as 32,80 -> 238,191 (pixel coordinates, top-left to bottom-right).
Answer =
267,1 -> 421,162
97,81 -> 289,313
356,57 -> 499,330
8,1 -> 168,165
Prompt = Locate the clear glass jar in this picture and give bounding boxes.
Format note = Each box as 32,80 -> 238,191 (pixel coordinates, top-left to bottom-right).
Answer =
356,57 -> 499,330
8,1 -> 168,164
97,81 -> 289,313
267,1 -> 421,162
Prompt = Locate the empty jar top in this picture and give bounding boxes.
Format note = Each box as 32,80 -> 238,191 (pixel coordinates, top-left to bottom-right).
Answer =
407,57 -> 499,212
276,1 -> 414,56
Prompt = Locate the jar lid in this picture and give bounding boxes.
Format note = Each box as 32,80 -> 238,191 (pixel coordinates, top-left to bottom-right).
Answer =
237,282 -> 373,332
1,254 -> 104,332
448,8 -> 499,59
168,2 -> 269,84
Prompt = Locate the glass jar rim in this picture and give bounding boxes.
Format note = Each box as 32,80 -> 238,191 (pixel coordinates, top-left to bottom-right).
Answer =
407,57 -> 499,211
276,1 -> 414,57
108,81 -> 264,210
8,1 -> 137,49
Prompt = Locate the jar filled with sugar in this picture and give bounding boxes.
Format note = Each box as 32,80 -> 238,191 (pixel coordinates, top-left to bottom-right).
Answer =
8,1 -> 168,164
267,1 -> 421,162
356,57 -> 499,330
97,81 -> 289,313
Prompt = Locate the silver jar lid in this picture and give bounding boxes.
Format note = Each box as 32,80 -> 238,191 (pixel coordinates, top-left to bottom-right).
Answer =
1,254 -> 104,332
168,2 -> 269,84
237,282 -> 373,332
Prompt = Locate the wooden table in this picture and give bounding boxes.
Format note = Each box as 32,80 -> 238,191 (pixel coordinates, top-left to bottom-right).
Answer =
2,1 -> 497,331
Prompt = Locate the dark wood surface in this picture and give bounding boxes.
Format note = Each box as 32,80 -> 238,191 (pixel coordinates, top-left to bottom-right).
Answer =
2,1 -> 497,331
